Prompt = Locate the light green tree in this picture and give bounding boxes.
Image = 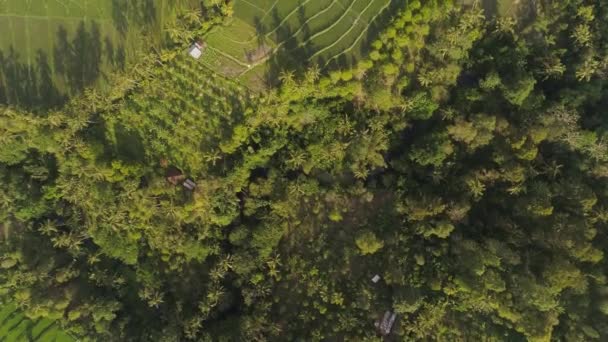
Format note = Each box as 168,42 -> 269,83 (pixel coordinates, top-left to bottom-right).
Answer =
355,230 -> 384,255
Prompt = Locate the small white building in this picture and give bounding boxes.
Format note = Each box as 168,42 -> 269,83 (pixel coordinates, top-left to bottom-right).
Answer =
371,274 -> 381,283
188,42 -> 204,59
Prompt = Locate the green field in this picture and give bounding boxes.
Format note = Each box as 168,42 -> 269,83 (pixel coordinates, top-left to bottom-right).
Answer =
0,0 -> 189,108
474,0 -> 520,17
0,303 -> 74,342
202,0 -> 397,89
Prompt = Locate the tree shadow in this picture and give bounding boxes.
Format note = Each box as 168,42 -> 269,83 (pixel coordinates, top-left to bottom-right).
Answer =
297,3 -> 311,41
0,20 -> 125,109
114,123 -> 146,163
0,74 -> 5,104
105,37 -> 126,71
0,47 -> 66,109
481,0 -> 498,18
136,0 -> 158,28
53,20 -> 106,93
263,0 -> 315,87
111,0 -> 129,35
253,16 -> 268,46
60,21 -> 102,92
35,50 -> 65,107
111,0 -> 158,35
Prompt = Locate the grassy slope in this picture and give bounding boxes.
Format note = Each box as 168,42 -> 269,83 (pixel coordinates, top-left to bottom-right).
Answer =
0,0 -> 188,108
0,0 -> 119,104
204,0 -> 397,90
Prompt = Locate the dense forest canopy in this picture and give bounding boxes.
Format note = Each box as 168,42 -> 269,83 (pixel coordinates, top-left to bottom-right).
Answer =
2,0 -> 608,341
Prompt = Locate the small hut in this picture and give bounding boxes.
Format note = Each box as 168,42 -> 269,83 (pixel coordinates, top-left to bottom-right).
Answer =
188,41 -> 206,59
371,274 -> 381,283
166,166 -> 186,185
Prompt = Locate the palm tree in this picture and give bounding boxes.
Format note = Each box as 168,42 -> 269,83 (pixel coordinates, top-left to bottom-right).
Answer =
418,71 -> 434,87
576,58 -> 599,81
494,17 -> 516,37
39,220 -> 58,236
219,255 -> 234,271
541,57 -> 566,79
206,285 -> 225,307
204,152 -> 222,166
165,28 -> 182,43
266,254 -> 281,279
286,151 -> 306,170
305,65 -> 320,84
542,160 -> 563,179
279,70 -> 295,87
182,10 -> 201,26
572,24 -> 593,47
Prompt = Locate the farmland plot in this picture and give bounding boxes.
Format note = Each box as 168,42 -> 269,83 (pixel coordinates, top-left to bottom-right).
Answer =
203,0 -> 398,90
0,303 -> 74,342
0,0 -> 189,108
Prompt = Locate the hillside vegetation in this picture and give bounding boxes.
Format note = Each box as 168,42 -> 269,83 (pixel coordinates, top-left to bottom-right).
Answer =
2,0 -> 608,341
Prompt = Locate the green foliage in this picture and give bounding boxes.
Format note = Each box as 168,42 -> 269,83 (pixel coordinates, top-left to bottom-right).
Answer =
409,131 -> 454,166
355,230 -> 384,255
3,1 -> 608,341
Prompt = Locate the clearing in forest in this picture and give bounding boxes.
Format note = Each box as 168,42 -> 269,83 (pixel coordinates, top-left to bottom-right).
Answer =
201,0 -> 397,90
476,0 -> 522,18
0,0 -> 189,108
0,303 -> 74,342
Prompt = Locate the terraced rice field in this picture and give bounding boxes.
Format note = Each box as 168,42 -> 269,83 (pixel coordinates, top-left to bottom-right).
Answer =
202,0 -> 397,89
0,303 -> 74,342
0,0 -> 189,108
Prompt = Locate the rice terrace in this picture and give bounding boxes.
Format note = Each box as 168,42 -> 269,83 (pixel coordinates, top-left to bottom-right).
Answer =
202,0 -> 398,89
0,303 -> 74,342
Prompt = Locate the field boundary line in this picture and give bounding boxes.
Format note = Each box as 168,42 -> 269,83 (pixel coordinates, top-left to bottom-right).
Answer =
273,0 -> 339,46
287,0 -> 358,52
0,13 -> 111,21
308,0 -> 379,60
236,0 -> 266,13
259,0 -> 279,23
25,13 -> 32,81
44,1 -> 57,83
263,0 -> 314,38
207,45 -> 250,68
216,32 -> 258,45
54,0 -> 71,14
8,13 -> 17,102
65,0 -> 86,13
337,0 -> 361,22
322,0 -> 393,66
